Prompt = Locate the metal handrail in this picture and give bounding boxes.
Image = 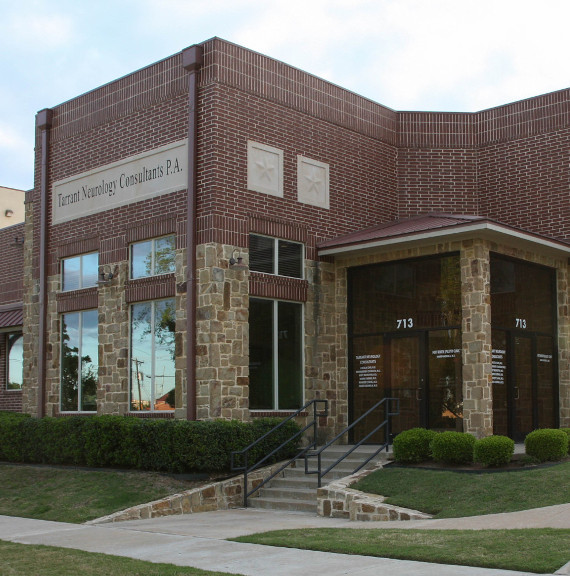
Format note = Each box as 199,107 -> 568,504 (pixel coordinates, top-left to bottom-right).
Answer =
304,397 -> 399,487
230,399 -> 328,507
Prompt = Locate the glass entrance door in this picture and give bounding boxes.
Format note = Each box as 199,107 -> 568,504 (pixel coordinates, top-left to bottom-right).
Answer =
388,335 -> 423,435
492,330 -> 557,440
350,334 -> 422,442
513,335 -> 534,441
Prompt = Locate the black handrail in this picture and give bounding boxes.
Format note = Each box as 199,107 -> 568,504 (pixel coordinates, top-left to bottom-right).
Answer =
304,397 -> 399,487
230,399 -> 328,507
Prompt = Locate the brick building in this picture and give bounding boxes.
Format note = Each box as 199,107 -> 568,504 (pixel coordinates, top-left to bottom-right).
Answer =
3,37 -> 569,441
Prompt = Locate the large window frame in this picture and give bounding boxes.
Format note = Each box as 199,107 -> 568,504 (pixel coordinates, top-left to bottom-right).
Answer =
6,331 -> 23,391
130,235 -> 176,280
129,298 -> 176,412
60,309 -> 98,413
249,234 -> 304,279
61,252 -> 99,291
249,297 -> 304,411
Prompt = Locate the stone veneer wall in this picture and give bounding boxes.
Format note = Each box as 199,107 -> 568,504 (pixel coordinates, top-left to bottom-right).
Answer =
303,260 -> 341,440
97,261 -> 129,414
22,200 -> 39,416
460,240 -> 492,437
88,461 -> 286,524
317,464 -> 431,522
195,243 -> 249,421
558,263 -> 570,427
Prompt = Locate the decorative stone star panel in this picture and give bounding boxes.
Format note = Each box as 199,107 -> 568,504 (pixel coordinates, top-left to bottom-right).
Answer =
247,141 -> 283,197
297,155 -> 329,209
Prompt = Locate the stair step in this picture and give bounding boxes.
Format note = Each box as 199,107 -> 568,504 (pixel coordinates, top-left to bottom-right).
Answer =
244,445 -> 389,513
249,496 -> 317,513
256,486 -> 316,501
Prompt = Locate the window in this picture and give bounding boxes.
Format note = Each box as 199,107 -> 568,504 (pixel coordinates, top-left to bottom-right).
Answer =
61,310 -> 98,412
249,298 -> 303,410
7,332 -> 23,390
62,252 -> 99,291
249,235 -> 303,278
130,299 -> 176,411
131,236 -> 176,279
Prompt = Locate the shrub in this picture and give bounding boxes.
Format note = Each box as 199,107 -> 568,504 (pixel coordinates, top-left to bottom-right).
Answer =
525,429 -> 568,462
393,428 -> 438,463
561,428 -> 570,454
0,414 -> 301,473
430,431 -> 475,464
473,435 -> 514,467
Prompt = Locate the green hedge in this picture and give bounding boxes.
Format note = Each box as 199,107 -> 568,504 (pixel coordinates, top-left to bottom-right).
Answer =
430,431 -> 475,464
525,429 -> 568,462
561,428 -> 570,454
0,413 -> 301,473
473,435 -> 514,467
393,428 -> 438,463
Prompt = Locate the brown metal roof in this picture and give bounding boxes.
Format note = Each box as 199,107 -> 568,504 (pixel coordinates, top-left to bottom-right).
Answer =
0,307 -> 23,329
317,213 -> 570,256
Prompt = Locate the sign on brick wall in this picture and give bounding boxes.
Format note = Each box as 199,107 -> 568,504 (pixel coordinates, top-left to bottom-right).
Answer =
52,140 -> 188,224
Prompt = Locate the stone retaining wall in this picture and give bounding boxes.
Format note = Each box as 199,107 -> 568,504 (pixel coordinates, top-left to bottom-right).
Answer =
317,464 -> 431,522
87,462 -> 284,524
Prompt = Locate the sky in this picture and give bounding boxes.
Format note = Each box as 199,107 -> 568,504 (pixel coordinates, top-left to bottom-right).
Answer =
2,0 -> 570,191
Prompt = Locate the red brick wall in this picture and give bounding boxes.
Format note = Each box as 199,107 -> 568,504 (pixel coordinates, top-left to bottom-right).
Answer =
396,95 -> 570,241
0,222 -> 23,411
0,223 -> 24,306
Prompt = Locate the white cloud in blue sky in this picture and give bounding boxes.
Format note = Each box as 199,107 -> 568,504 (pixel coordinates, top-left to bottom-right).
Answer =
2,0 -> 570,190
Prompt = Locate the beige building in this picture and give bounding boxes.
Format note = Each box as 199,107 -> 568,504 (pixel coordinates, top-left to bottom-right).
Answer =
0,186 -> 26,228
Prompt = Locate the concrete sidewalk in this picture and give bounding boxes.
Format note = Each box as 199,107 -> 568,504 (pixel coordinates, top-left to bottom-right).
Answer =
1,505 -> 569,575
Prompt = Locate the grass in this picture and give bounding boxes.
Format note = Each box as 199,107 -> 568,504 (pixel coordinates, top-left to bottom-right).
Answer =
233,528 -> 570,574
0,463 -> 210,523
0,540 -> 239,576
352,461 -> 570,518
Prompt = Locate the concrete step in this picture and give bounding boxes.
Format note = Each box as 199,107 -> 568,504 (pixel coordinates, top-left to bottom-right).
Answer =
254,486 -> 316,502
248,495 -> 316,513
246,445 -> 388,513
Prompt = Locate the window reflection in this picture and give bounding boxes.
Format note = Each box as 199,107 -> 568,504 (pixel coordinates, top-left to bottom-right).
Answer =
7,333 -> 23,390
130,299 -> 176,411
61,310 -> 98,412
131,236 -> 175,279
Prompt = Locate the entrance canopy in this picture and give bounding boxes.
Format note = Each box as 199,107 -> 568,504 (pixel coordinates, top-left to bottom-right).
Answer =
318,214 -> 570,258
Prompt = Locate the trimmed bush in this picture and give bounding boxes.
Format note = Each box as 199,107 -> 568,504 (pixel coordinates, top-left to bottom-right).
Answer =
393,428 -> 438,463
430,431 -> 475,464
562,428 -> 570,454
525,429 -> 568,462
473,435 -> 514,467
0,413 -> 301,473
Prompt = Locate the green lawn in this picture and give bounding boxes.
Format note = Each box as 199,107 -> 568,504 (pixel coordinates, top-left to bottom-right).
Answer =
0,463 -> 208,523
352,461 -> 570,518
233,528 -> 570,574
0,540 -> 239,576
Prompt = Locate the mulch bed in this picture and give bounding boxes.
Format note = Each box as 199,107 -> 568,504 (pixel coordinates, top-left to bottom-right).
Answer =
385,454 -> 569,473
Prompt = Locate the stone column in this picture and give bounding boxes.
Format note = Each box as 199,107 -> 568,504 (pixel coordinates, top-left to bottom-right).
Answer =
195,242 -> 249,420
98,262 -> 129,414
304,260 -> 339,441
460,240 -> 493,437
21,200 -> 38,415
557,262 -> 570,427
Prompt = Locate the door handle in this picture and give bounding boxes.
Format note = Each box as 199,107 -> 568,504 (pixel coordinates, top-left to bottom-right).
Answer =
513,387 -> 519,400
416,388 -> 422,401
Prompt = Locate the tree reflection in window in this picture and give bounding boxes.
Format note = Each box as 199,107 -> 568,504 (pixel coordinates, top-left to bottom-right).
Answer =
61,310 -> 98,412
131,236 -> 175,279
130,299 -> 176,411
7,332 -> 23,390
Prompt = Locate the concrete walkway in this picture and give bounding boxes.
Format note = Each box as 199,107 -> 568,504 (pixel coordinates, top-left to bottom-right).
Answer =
0,505 -> 569,576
